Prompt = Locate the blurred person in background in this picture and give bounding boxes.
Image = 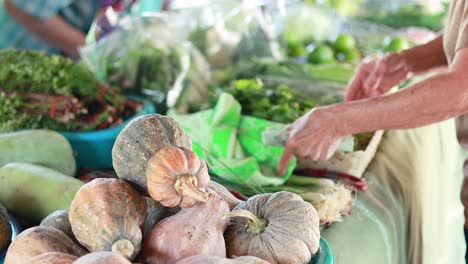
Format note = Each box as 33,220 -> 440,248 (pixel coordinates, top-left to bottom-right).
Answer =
0,0 -> 170,58
0,0 -> 103,58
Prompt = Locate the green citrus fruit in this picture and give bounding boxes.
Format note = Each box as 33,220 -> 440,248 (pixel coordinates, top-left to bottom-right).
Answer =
288,41 -> 307,57
384,37 -> 410,52
333,34 -> 357,53
308,45 -> 336,64
343,49 -> 362,62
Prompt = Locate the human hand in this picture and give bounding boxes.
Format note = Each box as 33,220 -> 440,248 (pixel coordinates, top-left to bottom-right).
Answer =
277,107 -> 346,176
344,52 -> 411,102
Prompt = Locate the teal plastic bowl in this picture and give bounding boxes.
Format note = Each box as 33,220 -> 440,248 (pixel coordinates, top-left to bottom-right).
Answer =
0,214 -> 22,264
60,98 -> 155,170
311,238 -> 334,264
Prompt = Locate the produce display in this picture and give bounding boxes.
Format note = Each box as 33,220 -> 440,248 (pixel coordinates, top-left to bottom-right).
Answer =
0,50 -> 142,132
2,115 -> 322,264
0,0 -> 441,262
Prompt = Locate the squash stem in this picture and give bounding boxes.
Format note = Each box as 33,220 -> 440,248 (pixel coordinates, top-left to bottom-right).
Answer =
174,174 -> 209,203
227,209 -> 267,234
111,239 -> 134,260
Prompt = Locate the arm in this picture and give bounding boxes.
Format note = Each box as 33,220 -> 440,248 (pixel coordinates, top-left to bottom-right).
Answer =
337,48 -> 468,134
4,0 -> 85,58
345,34 -> 447,102
400,34 -> 447,74
278,48 -> 468,175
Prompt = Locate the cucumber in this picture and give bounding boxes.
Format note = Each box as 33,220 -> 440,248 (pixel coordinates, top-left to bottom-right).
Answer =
0,130 -> 76,176
0,163 -> 83,223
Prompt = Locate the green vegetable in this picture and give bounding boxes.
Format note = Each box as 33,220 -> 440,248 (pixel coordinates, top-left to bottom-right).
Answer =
0,49 -> 100,98
220,79 -> 318,124
0,162 -> 83,223
0,130 -> 76,176
0,50 -> 128,132
384,37 -> 411,52
308,45 -> 336,64
333,34 -> 357,53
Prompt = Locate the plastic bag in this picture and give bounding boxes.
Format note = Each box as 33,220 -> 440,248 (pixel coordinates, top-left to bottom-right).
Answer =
80,14 -> 212,113
179,0 -> 286,68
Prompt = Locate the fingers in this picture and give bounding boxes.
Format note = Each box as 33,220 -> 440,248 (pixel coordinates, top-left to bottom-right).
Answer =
344,67 -> 365,102
277,146 -> 295,176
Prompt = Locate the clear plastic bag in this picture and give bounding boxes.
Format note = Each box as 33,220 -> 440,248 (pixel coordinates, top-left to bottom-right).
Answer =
80,14 -> 212,113
178,0 -> 286,68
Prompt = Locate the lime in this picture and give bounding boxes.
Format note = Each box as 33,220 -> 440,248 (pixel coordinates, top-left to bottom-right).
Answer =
384,37 -> 410,52
333,34 -> 357,53
308,45 -> 336,64
343,49 -> 362,62
288,41 -> 307,57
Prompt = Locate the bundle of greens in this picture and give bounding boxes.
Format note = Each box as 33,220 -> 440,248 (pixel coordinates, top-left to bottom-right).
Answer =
0,49 -> 141,132
357,3 -> 449,31
105,41 -> 182,96
210,78 -> 317,124
215,58 -> 355,86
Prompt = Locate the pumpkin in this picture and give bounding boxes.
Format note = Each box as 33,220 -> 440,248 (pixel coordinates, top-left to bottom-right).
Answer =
175,255 -> 271,264
141,191 -> 229,264
4,226 -> 86,264
143,197 -> 180,236
207,181 -> 243,210
68,178 -> 146,261
28,252 -> 78,264
146,146 -> 210,207
40,210 -> 79,245
224,191 -> 320,264
0,203 -> 11,251
112,114 -> 192,193
74,252 -> 132,264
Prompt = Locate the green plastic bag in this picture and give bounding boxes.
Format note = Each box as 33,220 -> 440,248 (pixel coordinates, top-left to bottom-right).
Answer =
169,93 -> 353,186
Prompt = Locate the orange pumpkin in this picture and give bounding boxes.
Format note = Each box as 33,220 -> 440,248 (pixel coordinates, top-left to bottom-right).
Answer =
146,147 -> 210,208
4,226 -> 86,264
69,178 -> 146,261
74,252 -> 132,264
28,252 -> 78,264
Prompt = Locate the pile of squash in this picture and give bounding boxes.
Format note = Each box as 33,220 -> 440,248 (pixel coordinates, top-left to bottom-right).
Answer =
4,114 -> 321,264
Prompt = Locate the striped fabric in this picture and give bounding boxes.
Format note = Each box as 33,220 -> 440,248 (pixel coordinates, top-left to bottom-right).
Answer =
0,0 -> 101,53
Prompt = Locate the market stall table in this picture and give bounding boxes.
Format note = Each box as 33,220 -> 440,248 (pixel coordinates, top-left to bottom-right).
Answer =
322,118 -> 466,264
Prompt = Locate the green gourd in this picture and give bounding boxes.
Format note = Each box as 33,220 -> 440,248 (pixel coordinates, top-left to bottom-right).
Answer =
0,163 -> 83,222
0,130 -> 76,176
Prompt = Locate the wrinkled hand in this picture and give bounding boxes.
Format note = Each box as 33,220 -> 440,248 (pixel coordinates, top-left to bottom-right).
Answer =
277,107 -> 345,176
345,52 -> 411,102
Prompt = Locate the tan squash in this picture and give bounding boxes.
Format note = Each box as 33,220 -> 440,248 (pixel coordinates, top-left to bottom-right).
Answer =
68,178 -> 146,261
0,203 -> 11,251
73,252 -> 132,264
225,192 -> 320,264
28,252 -> 78,264
175,255 -> 271,264
141,191 -> 229,264
207,181 -> 243,210
143,197 -> 180,236
146,146 -> 210,207
112,114 -> 192,193
4,226 -> 86,264
40,210 -> 79,245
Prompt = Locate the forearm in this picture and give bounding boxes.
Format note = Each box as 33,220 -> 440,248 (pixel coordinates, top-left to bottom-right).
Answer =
4,0 -> 85,57
334,68 -> 468,134
400,34 -> 447,74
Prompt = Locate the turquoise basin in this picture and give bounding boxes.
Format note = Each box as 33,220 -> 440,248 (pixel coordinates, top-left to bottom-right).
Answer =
60,98 -> 156,170
312,237 -> 334,264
